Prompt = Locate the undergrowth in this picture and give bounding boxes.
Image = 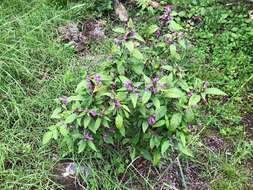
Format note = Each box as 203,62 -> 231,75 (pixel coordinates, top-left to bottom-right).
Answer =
0,0 -> 252,189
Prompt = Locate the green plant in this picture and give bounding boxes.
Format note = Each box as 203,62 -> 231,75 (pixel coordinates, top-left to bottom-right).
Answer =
43,5 -> 226,165
136,0 -> 151,9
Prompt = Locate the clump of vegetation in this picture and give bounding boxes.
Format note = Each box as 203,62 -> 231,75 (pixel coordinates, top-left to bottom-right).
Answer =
43,5 -> 225,165
1,0 -> 252,189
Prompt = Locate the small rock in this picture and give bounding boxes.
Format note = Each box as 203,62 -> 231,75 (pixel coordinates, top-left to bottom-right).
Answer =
249,10 -> 253,21
52,161 -> 91,190
115,0 -> 128,22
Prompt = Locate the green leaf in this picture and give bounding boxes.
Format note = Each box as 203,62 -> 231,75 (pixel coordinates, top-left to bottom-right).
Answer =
156,106 -> 167,120
65,113 -> 77,124
48,125 -> 57,131
83,116 -> 91,128
59,125 -> 69,136
153,97 -> 160,110
132,49 -> 144,60
180,133 -> 186,147
154,136 -> 161,147
130,93 -> 138,108
146,24 -> 159,35
142,91 -> 151,104
113,27 -> 125,34
88,141 -> 97,152
134,33 -> 145,42
115,114 -> 123,129
143,74 -> 152,84
91,118 -> 101,133
52,128 -> 58,140
179,39 -> 186,49
161,141 -> 170,155
117,62 -> 125,74
132,63 -> 144,74
178,80 -> 190,92
78,141 -> 86,153
76,80 -> 87,92
171,113 -> 182,128
153,120 -> 165,128
170,44 -> 180,59
142,122 -> 149,133
188,94 -> 201,106
185,108 -> 194,122
104,135 -> 114,144
152,151 -> 161,166
125,41 -> 134,52
161,65 -> 173,71
127,18 -> 134,28
119,76 -> 130,83
119,127 -> 125,137
51,107 -> 62,119
178,11 -> 186,17
205,88 -> 227,96
169,20 -> 183,31
122,105 -> 130,113
150,137 -> 155,149
165,88 -> 185,98
178,143 -> 193,157
130,148 -> 136,160
141,149 -> 152,161
42,131 -> 53,145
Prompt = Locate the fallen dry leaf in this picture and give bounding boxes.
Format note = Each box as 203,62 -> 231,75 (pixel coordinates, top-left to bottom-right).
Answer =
115,0 -> 128,22
149,1 -> 160,9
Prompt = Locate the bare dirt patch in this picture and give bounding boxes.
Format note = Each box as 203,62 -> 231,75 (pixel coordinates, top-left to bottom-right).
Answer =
121,157 -> 210,190
154,162 -> 210,190
58,20 -> 105,54
242,113 -> 253,138
203,136 -> 225,152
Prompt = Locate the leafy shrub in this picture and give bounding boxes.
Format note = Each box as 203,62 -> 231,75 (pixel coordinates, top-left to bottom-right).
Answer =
43,5 -> 226,165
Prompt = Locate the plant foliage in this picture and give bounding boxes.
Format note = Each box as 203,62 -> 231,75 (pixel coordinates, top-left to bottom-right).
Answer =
43,5 -> 225,165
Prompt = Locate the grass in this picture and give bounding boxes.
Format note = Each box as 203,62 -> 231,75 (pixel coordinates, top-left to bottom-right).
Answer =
0,0 -> 252,189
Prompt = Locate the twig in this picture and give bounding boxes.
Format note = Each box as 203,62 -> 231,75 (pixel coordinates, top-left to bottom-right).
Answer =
176,157 -> 187,190
163,182 -> 180,190
115,156 -> 140,190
